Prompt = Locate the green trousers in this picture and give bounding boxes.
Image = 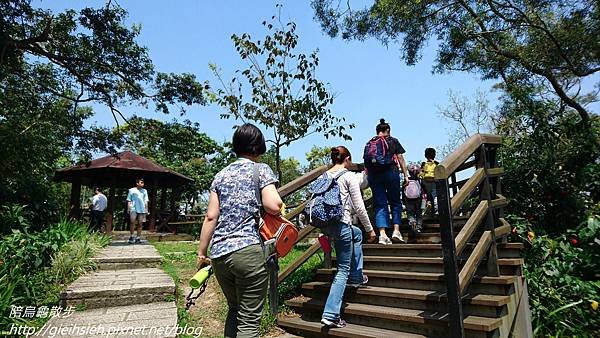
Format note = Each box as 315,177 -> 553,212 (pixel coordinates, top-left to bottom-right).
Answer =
213,244 -> 268,338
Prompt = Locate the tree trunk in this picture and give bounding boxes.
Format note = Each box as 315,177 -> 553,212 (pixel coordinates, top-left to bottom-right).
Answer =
275,144 -> 283,182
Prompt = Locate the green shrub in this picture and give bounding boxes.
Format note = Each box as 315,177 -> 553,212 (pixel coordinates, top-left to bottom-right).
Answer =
509,215 -> 600,336
0,219 -> 109,330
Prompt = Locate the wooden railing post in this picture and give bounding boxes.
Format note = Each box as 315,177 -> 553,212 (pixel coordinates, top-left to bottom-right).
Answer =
436,178 -> 465,337
480,145 -> 500,277
450,173 -> 458,196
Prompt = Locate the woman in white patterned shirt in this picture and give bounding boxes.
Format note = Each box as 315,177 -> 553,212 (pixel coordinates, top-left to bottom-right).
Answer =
196,123 -> 283,338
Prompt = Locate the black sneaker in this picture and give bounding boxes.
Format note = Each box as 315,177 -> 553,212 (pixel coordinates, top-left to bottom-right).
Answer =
321,318 -> 347,328
127,236 -> 135,244
135,236 -> 141,244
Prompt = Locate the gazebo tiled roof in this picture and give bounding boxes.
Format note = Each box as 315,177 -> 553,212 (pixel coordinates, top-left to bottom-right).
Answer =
54,151 -> 193,188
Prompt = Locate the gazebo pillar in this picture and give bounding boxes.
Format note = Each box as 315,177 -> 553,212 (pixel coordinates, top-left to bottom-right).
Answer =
149,176 -> 158,232
105,178 -> 116,234
69,179 -> 81,220
170,187 -> 178,234
160,187 -> 167,212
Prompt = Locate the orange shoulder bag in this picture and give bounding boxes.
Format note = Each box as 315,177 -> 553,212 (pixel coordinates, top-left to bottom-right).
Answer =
252,164 -> 298,258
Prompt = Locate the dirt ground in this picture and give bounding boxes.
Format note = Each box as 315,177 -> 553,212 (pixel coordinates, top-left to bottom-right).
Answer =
181,266 -> 295,338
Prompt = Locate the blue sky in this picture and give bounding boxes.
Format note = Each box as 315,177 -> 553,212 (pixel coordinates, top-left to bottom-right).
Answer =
43,1 -> 530,164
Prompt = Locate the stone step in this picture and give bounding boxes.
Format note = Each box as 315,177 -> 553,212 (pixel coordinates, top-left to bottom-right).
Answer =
278,315 -> 426,338
301,282 -> 510,318
60,268 -> 175,309
315,269 -> 518,295
361,242 -> 524,258
38,302 -> 178,337
110,231 -> 194,242
91,242 -> 163,270
286,297 -> 503,338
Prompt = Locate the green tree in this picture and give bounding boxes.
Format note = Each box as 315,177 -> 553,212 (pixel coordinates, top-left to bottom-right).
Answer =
115,117 -> 231,211
496,86 -> 600,235
210,10 -> 354,180
260,147 -> 303,187
0,1 -> 209,227
305,145 -> 332,170
1,1 -> 207,123
312,0 -> 599,124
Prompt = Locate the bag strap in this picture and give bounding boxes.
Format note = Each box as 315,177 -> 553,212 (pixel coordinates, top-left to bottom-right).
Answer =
333,169 -> 348,180
252,163 -> 262,209
251,163 -> 264,227
253,163 -> 280,315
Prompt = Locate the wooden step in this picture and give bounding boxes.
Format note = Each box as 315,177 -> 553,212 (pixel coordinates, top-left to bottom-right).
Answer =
316,269 -> 518,295
301,282 -> 510,318
396,221 -> 468,232
332,255 -> 523,274
303,282 -> 510,307
287,297 -> 503,337
278,315 -> 426,338
361,242 -> 524,258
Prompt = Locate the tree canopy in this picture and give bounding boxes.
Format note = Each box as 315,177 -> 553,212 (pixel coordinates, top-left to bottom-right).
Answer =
114,117 -> 231,210
305,145 -> 333,170
312,0 -> 599,124
0,1 -> 209,225
210,10 -> 354,179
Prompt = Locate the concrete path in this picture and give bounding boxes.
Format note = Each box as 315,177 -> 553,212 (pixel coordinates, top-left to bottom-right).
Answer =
91,241 -> 162,270
38,241 -> 180,337
37,302 -> 178,338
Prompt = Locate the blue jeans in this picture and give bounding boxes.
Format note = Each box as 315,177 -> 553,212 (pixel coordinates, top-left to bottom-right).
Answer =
367,167 -> 403,228
321,222 -> 364,321
423,180 -> 438,211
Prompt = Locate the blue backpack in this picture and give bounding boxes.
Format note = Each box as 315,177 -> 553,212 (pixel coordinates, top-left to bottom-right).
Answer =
306,170 -> 347,228
363,136 -> 395,166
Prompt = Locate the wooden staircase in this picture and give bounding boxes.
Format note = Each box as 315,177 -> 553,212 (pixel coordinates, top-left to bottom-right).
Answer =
278,220 -> 526,337
274,134 -> 532,338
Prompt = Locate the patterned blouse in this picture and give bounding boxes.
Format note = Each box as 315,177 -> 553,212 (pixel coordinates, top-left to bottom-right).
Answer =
209,158 -> 279,259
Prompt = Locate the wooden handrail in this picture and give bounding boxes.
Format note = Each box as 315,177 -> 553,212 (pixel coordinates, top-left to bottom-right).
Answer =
435,134 -> 502,179
455,200 -> 487,255
491,195 -> 508,208
278,165 -> 329,198
284,201 -> 308,220
455,159 -> 477,172
435,134 -> 504,338
496,218 -> 511,237
455,196 -> 507,255
451,168 -> 485,215
278,242 -> 321,283
458,230 -> 492,294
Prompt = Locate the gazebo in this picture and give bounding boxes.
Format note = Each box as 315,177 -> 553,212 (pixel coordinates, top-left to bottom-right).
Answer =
54,151 -> 194,233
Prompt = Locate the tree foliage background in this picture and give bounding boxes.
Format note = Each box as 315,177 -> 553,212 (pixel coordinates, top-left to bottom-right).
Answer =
210,9 -> 354,180
114,117 -> 232,213
0,0 -> 209,230
323,0 -> 600,333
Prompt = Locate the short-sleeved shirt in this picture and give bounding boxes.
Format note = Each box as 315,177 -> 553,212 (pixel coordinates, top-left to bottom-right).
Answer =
127,188 -> 149,214
386,136 -> 406,156
365,135 -> 406,171
209,158 -> 279,259
92,193 -> 107,211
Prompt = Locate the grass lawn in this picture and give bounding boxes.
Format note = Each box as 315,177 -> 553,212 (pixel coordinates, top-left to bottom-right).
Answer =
152,241 -> 323,338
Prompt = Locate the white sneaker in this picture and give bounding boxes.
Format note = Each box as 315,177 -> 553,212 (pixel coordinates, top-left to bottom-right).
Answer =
392,230 -> 406,243
378,236 -> 392,245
